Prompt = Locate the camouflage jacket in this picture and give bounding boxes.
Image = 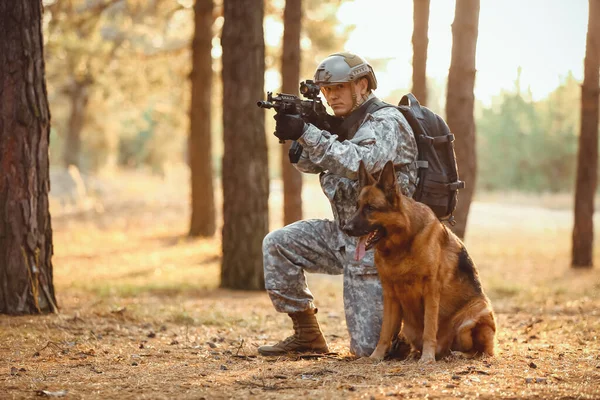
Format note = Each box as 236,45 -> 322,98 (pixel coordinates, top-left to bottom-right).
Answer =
295,95 -> 419,250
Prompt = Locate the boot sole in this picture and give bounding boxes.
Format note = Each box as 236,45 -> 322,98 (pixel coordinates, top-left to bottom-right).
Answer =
257,347 -> 330,356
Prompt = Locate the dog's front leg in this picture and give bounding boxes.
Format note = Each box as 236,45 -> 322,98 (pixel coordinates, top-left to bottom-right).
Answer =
370,289 -> 402,360
420,284 -> 440,364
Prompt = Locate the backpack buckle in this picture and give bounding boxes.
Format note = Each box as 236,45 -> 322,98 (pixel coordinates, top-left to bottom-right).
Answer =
439,215 -> 457,226
447,181 -> 465,191
446,215 -> 457,226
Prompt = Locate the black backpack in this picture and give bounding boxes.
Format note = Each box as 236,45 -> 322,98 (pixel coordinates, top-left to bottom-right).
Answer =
341,94 -> 464,223
397,93 -> 464,224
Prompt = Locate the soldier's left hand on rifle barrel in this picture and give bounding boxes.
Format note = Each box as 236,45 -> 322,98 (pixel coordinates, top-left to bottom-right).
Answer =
274,113 -> 305,141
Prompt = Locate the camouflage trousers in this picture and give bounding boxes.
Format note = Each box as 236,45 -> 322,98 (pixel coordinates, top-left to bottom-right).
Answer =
262,219 -> 383,357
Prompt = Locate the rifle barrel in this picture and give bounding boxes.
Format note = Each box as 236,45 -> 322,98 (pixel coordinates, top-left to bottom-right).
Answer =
257,101 -> 274,109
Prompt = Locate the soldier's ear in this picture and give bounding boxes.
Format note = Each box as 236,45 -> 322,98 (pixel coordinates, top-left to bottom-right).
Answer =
378,160 -> 398,203
358,160 -> 376,188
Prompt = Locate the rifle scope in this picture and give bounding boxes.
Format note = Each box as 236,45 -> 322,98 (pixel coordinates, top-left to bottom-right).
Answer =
299,80 -> 320,99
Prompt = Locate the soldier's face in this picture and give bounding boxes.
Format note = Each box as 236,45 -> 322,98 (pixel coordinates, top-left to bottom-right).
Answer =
321,79 -> 368,117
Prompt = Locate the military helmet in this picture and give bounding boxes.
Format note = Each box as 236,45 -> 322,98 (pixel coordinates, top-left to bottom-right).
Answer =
313,52 -> 378,90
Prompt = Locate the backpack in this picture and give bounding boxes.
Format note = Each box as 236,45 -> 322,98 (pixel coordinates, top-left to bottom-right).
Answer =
340,94 -> 464,223
397,93 -> 464,224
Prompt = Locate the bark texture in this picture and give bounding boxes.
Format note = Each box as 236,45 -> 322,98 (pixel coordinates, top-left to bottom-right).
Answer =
189,0 -> 216,237
281,0 -> 303,226
445,0 -> 480,239
572,0 -> 600,268
0,0 -> 57,314
411,0 -> 430,106
220,0 -> 268,290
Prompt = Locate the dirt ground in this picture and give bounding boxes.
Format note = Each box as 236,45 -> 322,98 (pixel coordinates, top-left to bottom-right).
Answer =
1,168 -> 600,399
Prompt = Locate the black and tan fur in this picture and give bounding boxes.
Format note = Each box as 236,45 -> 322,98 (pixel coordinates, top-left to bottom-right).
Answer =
343,160 -> 496,362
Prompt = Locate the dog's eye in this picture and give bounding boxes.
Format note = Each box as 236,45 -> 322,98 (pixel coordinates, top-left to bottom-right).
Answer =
364,205 -> 375,213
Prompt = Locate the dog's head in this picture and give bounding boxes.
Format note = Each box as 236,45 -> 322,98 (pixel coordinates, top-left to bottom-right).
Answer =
343,160 -> 409,261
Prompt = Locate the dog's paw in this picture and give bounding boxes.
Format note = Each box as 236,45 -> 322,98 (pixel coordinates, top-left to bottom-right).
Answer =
407,349 -> 421,361
369,351 -> 386,361
418,353 -> 435,364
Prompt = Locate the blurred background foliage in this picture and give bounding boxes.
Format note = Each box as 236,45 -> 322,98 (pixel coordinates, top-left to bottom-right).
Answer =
476,71 -> 580,192
43,0 -> 582,193
44,0 -> 349,179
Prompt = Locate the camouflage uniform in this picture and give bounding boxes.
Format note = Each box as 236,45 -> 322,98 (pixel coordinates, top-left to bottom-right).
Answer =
263,94 -> 418,356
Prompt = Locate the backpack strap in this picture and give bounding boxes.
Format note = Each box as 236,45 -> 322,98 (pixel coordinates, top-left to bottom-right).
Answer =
338,97 -> 394,138
418,134 -> 455,146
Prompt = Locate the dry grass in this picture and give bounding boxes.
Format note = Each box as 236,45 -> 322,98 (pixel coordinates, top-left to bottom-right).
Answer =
1,166 -> 600,399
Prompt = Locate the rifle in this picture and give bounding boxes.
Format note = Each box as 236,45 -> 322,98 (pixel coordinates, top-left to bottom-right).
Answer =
257,80 -> 341,163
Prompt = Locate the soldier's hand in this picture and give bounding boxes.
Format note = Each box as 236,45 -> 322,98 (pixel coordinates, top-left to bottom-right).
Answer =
274,114 -> 305,141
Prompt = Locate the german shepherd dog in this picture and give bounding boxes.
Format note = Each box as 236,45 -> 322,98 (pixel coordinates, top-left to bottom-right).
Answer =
343,160 -> 496,362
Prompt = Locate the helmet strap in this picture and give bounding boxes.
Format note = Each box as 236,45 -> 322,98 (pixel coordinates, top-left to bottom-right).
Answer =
349,82 -> 370,114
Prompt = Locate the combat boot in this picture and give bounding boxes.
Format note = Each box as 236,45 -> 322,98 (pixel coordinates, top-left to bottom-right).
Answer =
258,308 -> 330,356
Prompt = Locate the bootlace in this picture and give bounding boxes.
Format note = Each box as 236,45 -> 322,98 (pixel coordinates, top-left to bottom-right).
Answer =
277,314 -> 302,347
279,334 -> 299,347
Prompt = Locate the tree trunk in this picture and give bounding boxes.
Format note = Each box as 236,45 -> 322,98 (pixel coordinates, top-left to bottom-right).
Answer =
220,0 -> 268,290
281,0 -> 303,226
572,0 -> 600,268
189,0 -> 216,237
445,0 -> 480,239
0,0 -> 58,315
63,78 -> 90,169
411,0 -> 430,106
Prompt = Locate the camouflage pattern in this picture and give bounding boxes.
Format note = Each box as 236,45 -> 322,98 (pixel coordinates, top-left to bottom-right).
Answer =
263,95 -> 418,356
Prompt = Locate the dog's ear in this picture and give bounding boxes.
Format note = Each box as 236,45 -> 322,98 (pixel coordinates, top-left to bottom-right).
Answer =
358,160 -> 376,188
378,160 -> 398,204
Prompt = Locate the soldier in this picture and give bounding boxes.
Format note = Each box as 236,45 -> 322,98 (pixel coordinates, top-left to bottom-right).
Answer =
259,52 -> 418,357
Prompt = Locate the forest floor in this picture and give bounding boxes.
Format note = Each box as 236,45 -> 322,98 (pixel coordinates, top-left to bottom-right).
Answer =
1,166 -> 600,399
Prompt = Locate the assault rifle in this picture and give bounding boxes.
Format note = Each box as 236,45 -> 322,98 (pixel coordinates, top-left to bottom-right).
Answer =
257,80 -> 341,163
